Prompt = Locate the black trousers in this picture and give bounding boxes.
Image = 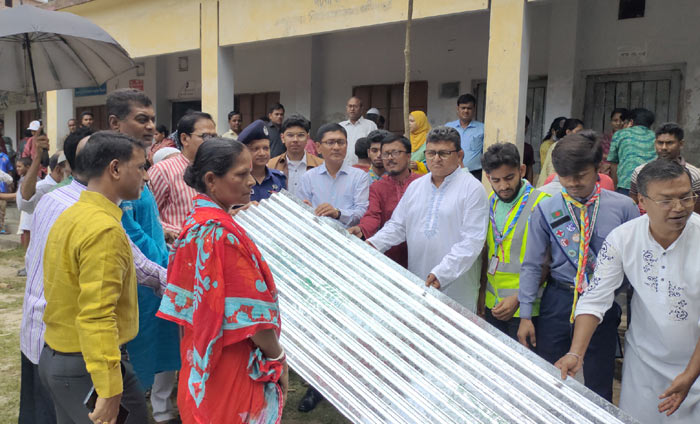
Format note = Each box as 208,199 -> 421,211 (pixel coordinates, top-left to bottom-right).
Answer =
484,308 -> 522,342
38,345 -> 148,424
19,352 -> 56,424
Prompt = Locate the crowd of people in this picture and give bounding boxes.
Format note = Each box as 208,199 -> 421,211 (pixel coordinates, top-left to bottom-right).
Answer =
4,86 -> 700,424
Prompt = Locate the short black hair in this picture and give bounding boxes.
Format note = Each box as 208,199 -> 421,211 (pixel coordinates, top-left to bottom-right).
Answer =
457,94 -> 476,106
367,129 -> 391,145
184,138 -> 246,193
637,159 -> 692,197
611,108 -> 628,119
156,124 -> 169,135
655,122 -> 684,141
76,131 -> 144,180
629,108 -> 655,128
106,88 -> 152,120
80,111 -> 94,119
17,157 -> 32,167
63,127 -> 94,170
316,123 -> 347,142
426,126 -> 462,151
227,110 -> 242,121
380,133 -> 411,152
551,130 -> 603,177
48,151 -> 65,171
556,118 -> 584,139
355,137 -> 370,159
177,112 -> 214,136
281,114 -> 311,133
482,142 -> 521,173
268,103 -> 285,114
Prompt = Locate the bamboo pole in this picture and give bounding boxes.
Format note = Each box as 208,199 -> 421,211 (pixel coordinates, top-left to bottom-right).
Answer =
403,0 -> 413,137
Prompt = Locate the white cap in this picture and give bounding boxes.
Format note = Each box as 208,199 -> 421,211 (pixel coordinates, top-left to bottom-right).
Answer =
27,120 -> 41,131
153,147 -> 180,164
57,152 -> 66,163
366,107 -> 380,115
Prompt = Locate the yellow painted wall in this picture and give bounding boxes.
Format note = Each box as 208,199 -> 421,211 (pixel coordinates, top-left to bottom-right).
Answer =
200,0 -> 219,122
62,0 -> 199,58
219,0 -> 488,46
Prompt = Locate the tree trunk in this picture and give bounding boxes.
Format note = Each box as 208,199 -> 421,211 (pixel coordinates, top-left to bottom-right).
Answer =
403,0 -> 413,137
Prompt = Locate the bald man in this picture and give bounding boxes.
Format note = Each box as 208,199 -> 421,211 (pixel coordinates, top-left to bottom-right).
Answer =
340,96 -> 378,166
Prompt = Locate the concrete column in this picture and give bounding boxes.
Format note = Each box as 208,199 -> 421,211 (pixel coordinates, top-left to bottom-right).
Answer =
46,89 -> 74,152
155,56 -> 171,129
483,0 -> 530,155
543,0 -> 580,127
200,0 -> 234,134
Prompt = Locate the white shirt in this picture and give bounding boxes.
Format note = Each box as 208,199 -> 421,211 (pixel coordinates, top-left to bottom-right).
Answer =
576,214 -> 700,422
339,117 -> 378,166
16,173 -> 59,214
286,153 -> 307,199
368,168 -> 489,311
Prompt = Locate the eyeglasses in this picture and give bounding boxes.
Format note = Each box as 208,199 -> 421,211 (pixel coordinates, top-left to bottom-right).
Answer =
643,194 -> 698,209
381,150 -> 409,159
192,133 -> 217,140
319,139 -> 347,147
425,150 -> 458,159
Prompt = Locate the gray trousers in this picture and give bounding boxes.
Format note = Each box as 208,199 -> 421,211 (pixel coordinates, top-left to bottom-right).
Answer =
38,345 -> 148,424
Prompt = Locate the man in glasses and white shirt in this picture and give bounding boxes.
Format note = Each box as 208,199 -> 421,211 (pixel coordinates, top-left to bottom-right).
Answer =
368,126 -> 489,311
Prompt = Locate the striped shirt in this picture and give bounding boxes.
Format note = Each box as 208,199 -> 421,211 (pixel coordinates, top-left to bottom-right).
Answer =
148,153 -> 197,234
20,179 -> 166,364
629,157 -> 700,199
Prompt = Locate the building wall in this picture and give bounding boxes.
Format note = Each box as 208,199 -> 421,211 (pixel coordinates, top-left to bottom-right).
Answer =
575,0 -> 700,161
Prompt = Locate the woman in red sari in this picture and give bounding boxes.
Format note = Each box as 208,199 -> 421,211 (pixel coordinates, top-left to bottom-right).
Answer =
158,138 -> 287,423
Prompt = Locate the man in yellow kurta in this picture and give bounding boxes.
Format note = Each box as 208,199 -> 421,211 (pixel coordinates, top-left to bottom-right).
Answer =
39,131 -> 150,424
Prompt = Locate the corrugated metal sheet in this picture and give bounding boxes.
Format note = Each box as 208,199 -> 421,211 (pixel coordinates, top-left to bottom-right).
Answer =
235,191 -> 638,424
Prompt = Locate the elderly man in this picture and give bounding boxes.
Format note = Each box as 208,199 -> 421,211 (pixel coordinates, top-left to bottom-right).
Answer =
556,159 -> 700,423
368,126 -> 488,310
340,96 -> 378,166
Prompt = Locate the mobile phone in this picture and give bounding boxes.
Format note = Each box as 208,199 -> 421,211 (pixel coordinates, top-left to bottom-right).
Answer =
84,386 -> 130,424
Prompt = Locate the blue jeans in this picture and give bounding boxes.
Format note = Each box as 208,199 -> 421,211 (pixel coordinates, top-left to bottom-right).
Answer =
535,282 -> 621,402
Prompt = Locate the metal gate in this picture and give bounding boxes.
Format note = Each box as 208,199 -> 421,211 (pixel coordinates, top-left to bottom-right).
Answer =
583,70 -> 681,134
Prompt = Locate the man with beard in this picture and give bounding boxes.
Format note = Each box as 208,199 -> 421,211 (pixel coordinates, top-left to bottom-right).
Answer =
517,131 -> 639,402
629,122 -> 700,214
366,130 -> 387,183
556,159 -> 700,423
349,132 -> 421,268
478,143 -> 550,340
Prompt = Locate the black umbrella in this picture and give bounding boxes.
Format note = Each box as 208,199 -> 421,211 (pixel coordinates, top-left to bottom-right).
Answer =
0,5 -> 135,116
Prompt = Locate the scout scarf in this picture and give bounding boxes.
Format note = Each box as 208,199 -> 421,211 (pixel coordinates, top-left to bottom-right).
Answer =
561,183 -> 601,323
490,182 -> 533,257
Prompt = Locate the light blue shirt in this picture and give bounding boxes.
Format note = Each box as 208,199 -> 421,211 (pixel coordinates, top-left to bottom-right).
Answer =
299,163 -> 370,228
445,119 -> 484,171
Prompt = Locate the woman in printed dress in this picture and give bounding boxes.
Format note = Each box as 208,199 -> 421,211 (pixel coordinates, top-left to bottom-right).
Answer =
158,138 -> 287,423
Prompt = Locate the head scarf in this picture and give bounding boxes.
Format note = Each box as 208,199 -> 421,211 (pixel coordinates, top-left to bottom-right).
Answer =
409,111 -> 430,153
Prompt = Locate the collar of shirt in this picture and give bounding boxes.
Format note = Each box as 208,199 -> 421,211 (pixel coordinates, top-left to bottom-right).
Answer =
345,117 -> 366,127
431,167 -> 462,188
645,215 -> 693,253
80,190 -> 123,221
286,152 -> 307,166
319,162 -> 349,177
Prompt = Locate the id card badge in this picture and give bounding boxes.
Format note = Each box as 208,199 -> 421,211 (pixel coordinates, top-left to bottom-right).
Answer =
487,256 -> 499,275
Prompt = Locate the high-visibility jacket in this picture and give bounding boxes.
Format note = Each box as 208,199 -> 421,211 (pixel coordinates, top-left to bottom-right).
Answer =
485,188 -> 549,317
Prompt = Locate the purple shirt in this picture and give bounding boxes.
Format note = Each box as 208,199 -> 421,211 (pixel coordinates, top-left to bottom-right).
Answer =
20,179 -> 167,364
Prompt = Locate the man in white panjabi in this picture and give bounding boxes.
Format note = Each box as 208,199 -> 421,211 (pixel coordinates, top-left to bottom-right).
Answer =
556,159 -> 700,423
368,126 -> 488,311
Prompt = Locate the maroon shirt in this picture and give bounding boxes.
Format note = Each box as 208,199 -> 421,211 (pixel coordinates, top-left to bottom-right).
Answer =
358,172 -> 421,268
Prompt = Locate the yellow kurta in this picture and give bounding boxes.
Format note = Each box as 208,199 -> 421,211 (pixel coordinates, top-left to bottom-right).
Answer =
43,190 -> 138,398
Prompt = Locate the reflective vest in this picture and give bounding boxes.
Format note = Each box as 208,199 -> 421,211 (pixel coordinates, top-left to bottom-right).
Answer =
485,189 -> 549,317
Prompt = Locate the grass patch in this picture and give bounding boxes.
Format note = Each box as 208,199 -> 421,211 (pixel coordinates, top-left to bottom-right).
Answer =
0,248 -> 25,261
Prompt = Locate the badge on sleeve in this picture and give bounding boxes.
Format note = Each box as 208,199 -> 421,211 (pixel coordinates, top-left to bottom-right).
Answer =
487,256 -> 499,275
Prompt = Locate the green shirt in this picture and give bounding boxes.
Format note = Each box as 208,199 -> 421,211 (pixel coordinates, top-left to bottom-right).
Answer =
606,125 -> 656,189
494,181 -> 528,232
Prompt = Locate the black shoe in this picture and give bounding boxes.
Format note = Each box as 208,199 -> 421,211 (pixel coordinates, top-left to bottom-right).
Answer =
297,387 -> 323,412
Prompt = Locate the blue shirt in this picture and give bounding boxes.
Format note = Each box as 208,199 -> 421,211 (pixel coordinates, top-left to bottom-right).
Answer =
250,167 -> 287,202
518,189 -> 640,318
445,119 -> 484,171
299,163 -> 370,228
0,152 -> 12,192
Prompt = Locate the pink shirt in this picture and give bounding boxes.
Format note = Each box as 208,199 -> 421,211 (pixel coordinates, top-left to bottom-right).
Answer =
148,153 -> 198,234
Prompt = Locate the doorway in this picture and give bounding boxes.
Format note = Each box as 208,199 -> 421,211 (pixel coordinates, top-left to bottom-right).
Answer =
171,101 -> 202,130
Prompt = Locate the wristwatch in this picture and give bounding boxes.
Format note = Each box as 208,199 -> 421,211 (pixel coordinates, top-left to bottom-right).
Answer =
335,208 -> 341,219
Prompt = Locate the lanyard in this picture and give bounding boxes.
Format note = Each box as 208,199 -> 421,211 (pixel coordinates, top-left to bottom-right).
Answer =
489,183 -> 532,256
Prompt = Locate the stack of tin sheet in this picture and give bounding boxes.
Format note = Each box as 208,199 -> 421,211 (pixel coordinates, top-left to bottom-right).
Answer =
235,191 -> 637,424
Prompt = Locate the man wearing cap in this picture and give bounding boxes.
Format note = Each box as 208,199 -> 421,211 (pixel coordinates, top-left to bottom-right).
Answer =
340,96 -> 378,166
239,119 -> 287,202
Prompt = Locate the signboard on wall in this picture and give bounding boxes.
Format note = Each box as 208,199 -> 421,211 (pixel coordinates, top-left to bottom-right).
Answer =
74,83 -> 107,97
129,79 -> 144,91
